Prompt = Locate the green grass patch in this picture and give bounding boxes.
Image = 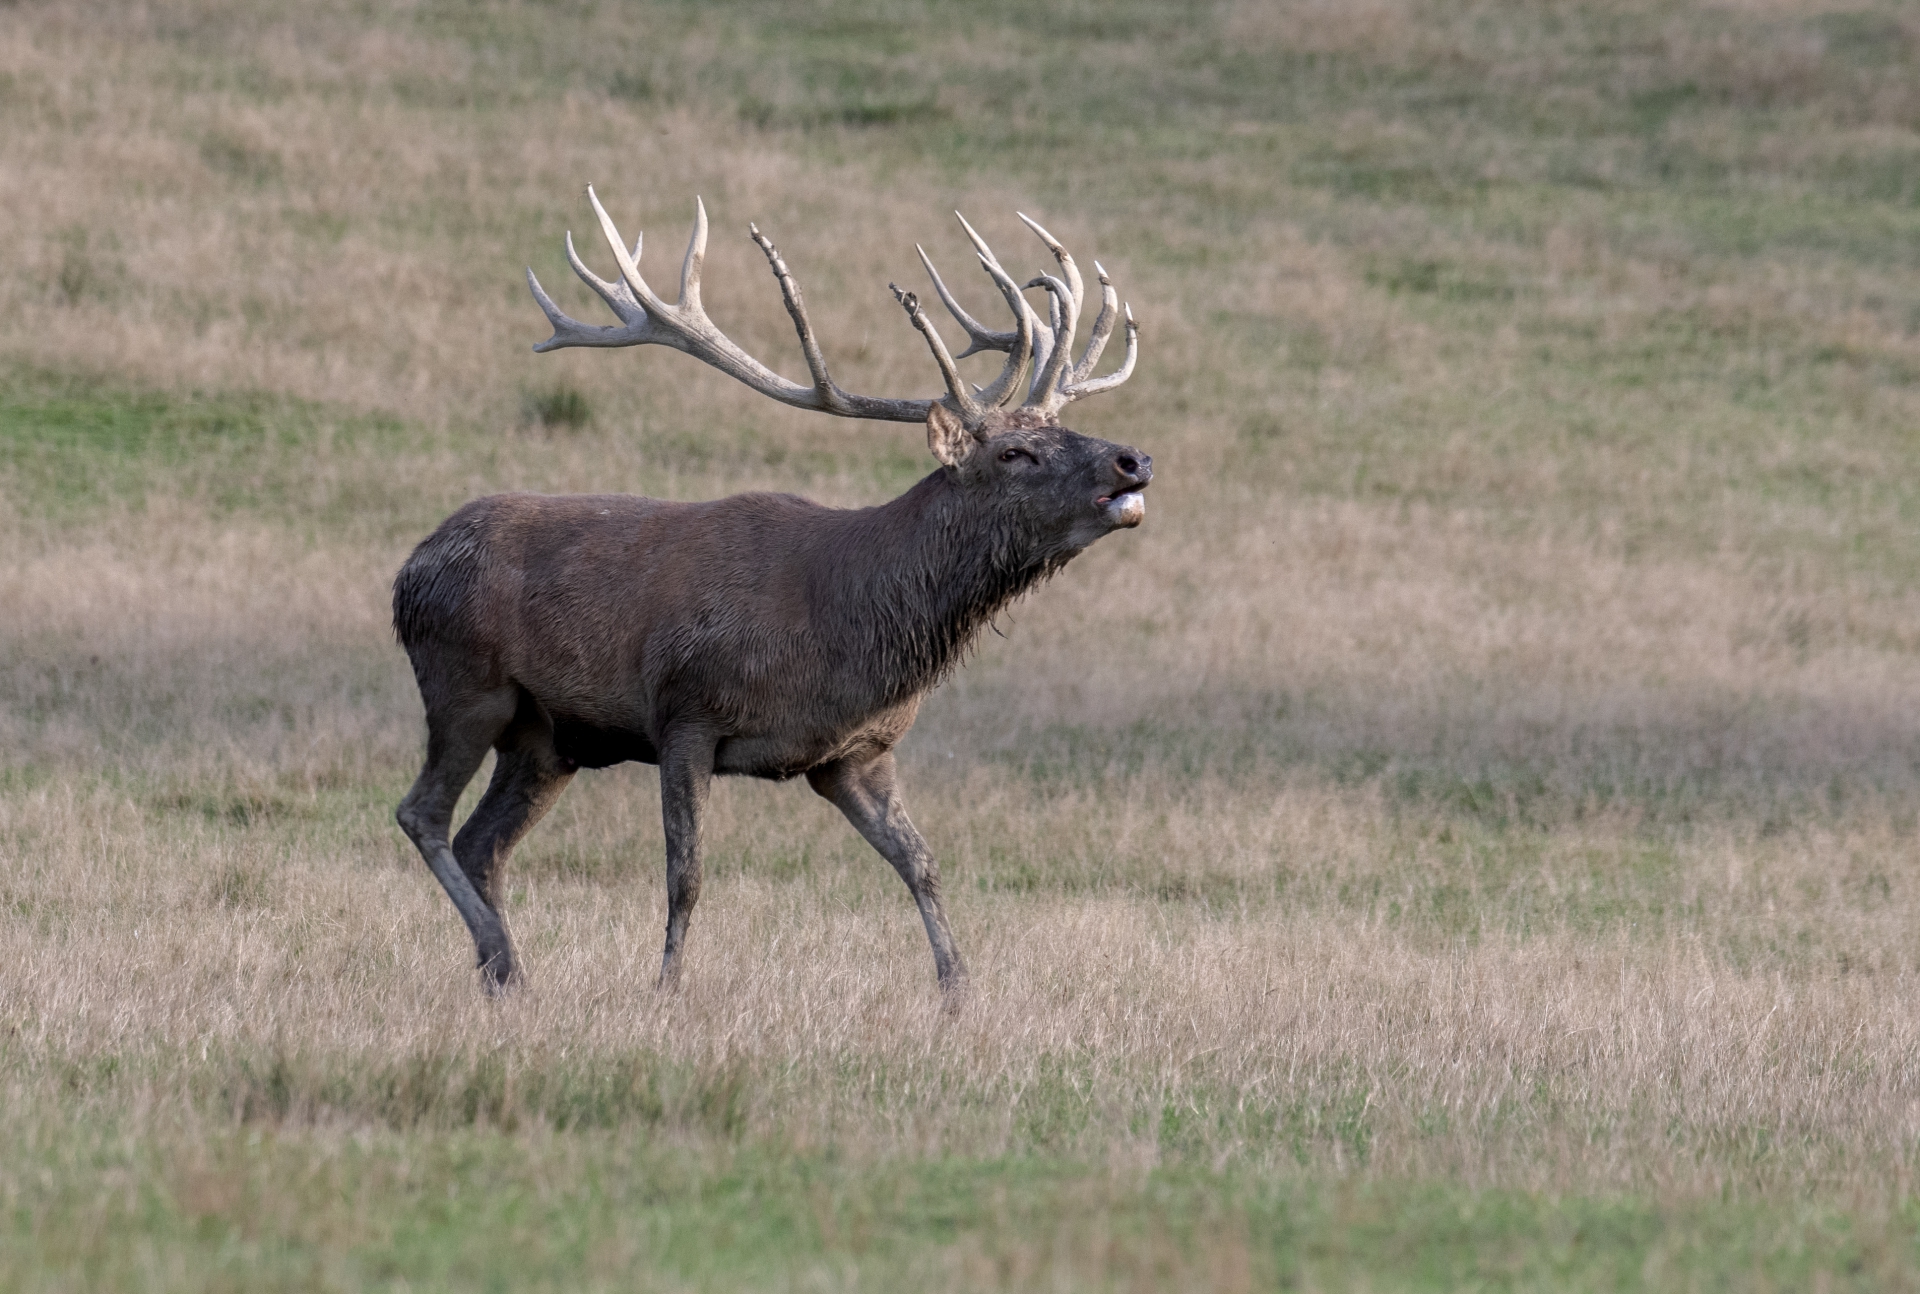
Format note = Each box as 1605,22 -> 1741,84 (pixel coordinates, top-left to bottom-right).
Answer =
0,374 -> 410,523
5,1119 -> 1911,1292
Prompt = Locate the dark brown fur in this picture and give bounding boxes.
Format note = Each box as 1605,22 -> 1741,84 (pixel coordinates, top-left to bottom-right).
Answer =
393,408 -> 1150,995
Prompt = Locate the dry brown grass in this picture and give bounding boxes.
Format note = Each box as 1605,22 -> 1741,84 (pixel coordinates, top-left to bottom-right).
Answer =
10,740 -> 1920,1192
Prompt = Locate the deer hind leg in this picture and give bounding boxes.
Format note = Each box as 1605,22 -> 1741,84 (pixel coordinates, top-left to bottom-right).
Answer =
454,699 -> 576,910
397,684 -> 520,994
808,751 -> 968,998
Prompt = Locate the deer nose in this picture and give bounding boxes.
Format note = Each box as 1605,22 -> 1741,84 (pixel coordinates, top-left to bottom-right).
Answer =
1114,451 -> 1152,484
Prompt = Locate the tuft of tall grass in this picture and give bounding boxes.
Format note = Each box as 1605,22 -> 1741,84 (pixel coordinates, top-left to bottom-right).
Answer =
520,384 -> 593,431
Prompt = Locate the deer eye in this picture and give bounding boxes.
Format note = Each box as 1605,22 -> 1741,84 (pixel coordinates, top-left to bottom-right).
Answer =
999,447 -> 1033,464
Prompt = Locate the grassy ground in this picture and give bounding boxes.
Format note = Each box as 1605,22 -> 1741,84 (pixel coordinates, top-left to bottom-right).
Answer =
5,0 -> 1920,1288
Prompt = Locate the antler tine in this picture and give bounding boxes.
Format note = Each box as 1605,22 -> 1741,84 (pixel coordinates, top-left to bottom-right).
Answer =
951,211 -> 1000,272
892,285 -> 980,422
1021,272 -> 1079,411
956,213 -> 1050,337
1069,260 -> 1119,384
750,220 -> 848,413
564,229 -> 639,315
916,244 -> 1011,359
1061,303 -> 1138,401
587,184 -> 674,319
679,196 -> 709,313
968,249 -> 1036,409
1016,212 -> 1084,321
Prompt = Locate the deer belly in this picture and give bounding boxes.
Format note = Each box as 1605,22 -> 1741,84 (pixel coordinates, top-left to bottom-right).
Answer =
712,703 -> 919,781
711,732 -> 820,780
550,715 -> 659,769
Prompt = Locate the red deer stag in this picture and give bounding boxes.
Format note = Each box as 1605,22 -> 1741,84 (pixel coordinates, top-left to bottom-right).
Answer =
394,188 -> 1147,996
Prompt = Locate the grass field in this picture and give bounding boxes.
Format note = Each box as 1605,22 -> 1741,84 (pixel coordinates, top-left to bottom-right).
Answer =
6,0 -> 1920,1288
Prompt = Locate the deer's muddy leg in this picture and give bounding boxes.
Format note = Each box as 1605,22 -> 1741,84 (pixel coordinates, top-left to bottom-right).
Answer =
657,730 -> 715,990
397,686 -> 520,994
808,752 -> 968,998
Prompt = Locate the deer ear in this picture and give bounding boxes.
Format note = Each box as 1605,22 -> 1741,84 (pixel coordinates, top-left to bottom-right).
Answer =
926,402 -> 976,468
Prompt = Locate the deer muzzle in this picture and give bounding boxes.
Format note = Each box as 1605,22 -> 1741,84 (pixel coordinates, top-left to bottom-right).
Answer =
1097,450 -> 1151,528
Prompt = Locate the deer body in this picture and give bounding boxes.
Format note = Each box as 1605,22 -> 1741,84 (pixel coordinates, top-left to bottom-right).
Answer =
399,463 -> 1106,778
395,192 -> 1147,996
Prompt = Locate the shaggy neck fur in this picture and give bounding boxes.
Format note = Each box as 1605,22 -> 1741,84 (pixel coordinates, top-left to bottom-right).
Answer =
823,468 -> 1073,705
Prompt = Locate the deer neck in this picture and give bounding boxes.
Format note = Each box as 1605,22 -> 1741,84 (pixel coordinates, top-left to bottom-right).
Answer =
832,468 -> 1062,701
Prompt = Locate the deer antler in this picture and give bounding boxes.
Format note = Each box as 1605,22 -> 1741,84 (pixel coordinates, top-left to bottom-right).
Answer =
907,212 -> 1139,419
528,190 -> 1136,427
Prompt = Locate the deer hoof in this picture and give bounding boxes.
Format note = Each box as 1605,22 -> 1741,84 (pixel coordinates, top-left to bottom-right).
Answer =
479,954 -> 521,997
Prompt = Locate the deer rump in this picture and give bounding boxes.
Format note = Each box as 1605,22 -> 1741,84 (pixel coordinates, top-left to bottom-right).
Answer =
393,193 -> 1148,1000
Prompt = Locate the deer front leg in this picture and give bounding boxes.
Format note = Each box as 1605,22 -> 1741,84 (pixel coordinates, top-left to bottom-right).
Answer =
657,730 -> 715,990
807,752 -> 968,997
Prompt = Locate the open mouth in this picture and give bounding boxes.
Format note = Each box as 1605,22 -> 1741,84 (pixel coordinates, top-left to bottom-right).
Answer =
1095,483 -> 1148,527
